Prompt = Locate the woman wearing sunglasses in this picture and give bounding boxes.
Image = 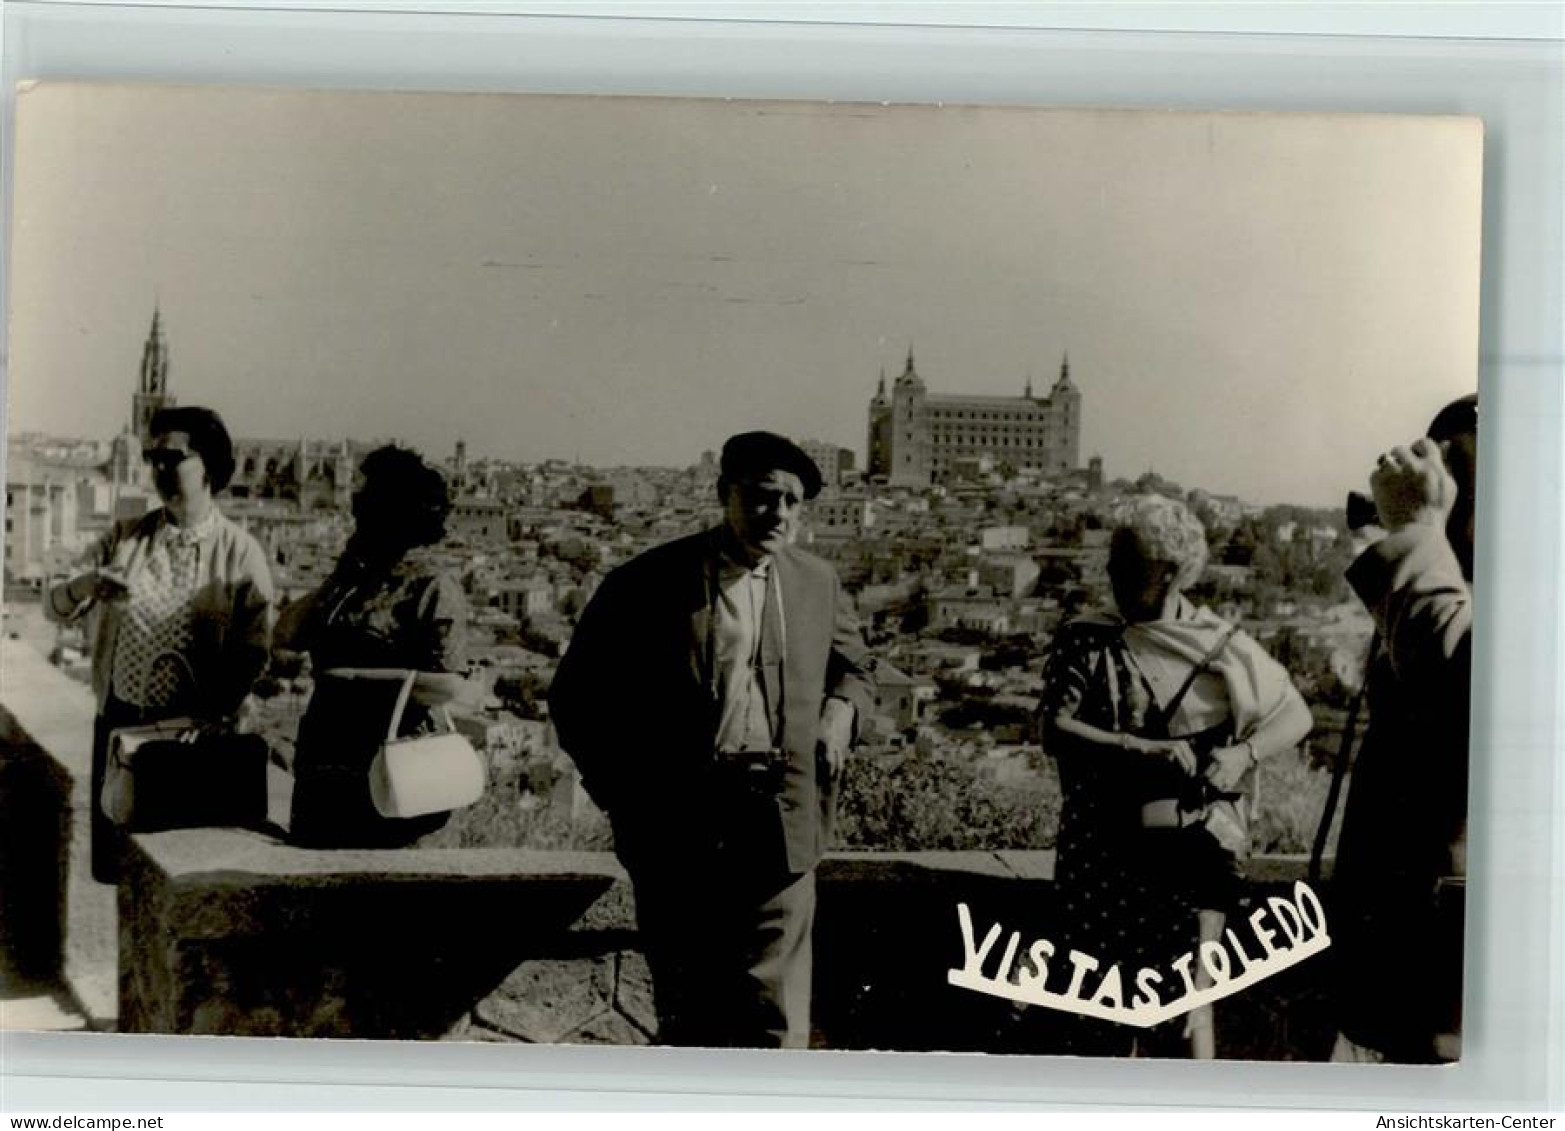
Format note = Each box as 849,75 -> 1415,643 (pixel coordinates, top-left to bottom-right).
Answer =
47,406 -> 275,882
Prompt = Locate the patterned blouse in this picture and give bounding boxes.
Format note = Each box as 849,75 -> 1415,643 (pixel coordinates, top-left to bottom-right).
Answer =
47,506 -> 273,719
109,508 -> 219,708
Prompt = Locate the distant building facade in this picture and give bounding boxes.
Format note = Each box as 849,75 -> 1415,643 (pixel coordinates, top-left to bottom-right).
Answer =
229,439 -> 357,509
796,439 -> 854,494
808,495 -> 875,542
4,470 -> 82,582
449,497 -> 509,543
866,350 -> 1082,487
979,525 -> 1030,552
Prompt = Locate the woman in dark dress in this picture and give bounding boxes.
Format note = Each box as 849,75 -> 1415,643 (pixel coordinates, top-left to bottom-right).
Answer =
281,445 -> 474,848
1037,495 -> 1312,1057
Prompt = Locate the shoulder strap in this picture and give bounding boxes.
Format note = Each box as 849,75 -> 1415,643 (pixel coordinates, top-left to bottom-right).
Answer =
1153,623 -> 1240,730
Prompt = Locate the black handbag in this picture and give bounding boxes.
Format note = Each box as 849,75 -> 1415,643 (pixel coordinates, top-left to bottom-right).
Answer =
100,648 -> 270,832
101,721 -> 270,832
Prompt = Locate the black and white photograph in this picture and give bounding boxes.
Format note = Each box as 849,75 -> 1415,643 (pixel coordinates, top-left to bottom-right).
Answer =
1,83 -> 1482,1065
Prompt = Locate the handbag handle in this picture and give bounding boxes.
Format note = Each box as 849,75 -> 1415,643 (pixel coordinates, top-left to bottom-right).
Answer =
144,647 -> 202,708
385,671 -> 457,742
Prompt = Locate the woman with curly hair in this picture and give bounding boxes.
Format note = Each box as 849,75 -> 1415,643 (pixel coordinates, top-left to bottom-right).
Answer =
281,445 -> 475,847
1037,495 -> 1312,1057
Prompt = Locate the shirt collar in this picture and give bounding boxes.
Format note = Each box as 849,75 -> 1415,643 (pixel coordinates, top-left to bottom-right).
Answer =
159,506 -> 219,547
710,526 -> 773,582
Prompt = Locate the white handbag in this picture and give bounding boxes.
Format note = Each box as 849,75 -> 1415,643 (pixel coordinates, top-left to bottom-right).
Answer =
367,672 -> 487,820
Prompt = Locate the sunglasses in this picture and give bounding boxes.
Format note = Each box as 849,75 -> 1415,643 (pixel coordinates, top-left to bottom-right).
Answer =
143,448 -> 196,472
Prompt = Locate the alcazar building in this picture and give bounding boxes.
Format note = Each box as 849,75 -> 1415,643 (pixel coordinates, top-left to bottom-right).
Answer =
866,349 -> 1082,487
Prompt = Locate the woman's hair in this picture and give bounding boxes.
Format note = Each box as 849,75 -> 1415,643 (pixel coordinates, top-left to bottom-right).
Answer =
1111,494 -> 1210,590
148,406 -> 236,492
356,444 -> 452,549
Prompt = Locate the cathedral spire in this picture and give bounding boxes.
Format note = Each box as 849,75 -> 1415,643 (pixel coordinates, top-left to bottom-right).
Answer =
139,305 -> 169,397
904,343 -> 916,376
133,305 -> 175,443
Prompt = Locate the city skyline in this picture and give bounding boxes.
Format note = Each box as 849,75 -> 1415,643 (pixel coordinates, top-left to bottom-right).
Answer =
7,86 -> 1482,506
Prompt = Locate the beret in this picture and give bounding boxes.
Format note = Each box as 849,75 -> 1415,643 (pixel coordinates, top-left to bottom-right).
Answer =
720,431 -> 823,500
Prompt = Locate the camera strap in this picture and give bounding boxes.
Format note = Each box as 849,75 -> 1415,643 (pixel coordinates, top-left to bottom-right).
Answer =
1146,623 -> 1239,737
1309,632 -> 1378,886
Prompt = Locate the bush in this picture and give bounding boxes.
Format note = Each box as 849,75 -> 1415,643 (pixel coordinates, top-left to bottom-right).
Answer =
428,749 -> 614,850
834,750 -> 1060,851
1251,743 -> 1339,857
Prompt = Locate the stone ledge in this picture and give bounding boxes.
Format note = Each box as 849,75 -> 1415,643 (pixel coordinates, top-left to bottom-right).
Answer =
138,830 -> 628,883
0,713 -> 71,984
2,633 -> 1332,1054
113,827 -> 1065,1041
119,831 -> 627,1038
1,640 -> 116,1028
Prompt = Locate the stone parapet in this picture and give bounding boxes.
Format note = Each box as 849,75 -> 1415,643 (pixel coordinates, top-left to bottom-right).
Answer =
1,639 -> 118,1026
0,707 -> 72,984
113,829 -> 1060,1046
4,632 -> 1340,1056
111,832 -> 1340,1054
119,832 -> 629,1039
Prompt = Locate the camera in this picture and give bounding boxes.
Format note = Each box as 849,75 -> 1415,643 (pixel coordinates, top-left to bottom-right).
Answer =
1346,490 -> 1380,532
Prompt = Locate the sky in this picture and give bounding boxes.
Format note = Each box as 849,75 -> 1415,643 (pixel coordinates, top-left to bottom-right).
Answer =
6,85 -> 1482,506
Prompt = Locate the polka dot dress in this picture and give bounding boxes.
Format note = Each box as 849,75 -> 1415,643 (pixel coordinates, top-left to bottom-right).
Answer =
1037,617 -> 1204,1051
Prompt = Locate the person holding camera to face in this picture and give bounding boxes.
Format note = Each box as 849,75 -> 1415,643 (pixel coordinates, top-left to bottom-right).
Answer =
1330,395 -> 1476,1064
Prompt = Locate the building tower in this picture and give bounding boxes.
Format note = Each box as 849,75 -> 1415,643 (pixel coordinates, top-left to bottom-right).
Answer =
888,347 -> 929,487
866,367 -> 893,480
334,438 -> 355,510
108,430 -> 142,491
132,306 -> 175,445
1045,352 -> 1081,473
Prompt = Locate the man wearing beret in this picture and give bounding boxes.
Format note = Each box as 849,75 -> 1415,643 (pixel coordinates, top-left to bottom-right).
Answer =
549,431 -> 875,1048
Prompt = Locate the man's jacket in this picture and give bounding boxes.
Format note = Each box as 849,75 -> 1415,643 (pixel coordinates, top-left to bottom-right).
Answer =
549,528 -> 875,876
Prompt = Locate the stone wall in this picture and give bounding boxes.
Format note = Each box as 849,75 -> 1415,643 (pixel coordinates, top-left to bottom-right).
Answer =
3,635 -> 1354,1057
114,830 -> 1056,1046
0,642 -> 119,1025
118,833 -> 632,1040
0,706 -> 72,984
111,829 -> 1345,1058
